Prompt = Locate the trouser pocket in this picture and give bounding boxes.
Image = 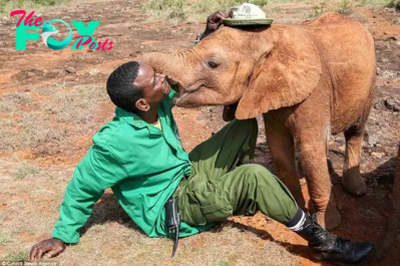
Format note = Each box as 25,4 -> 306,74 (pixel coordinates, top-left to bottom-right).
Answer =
192,189 -> 233,223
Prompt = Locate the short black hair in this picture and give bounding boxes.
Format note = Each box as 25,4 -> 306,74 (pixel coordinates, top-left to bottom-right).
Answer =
106,61 -> 143,113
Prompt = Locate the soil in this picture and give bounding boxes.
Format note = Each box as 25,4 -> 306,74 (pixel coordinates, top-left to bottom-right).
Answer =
0,1 -> 399,265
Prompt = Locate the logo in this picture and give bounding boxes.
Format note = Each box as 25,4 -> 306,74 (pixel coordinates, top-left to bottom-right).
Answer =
41,20 -> 72,50
10,10 -> 114,51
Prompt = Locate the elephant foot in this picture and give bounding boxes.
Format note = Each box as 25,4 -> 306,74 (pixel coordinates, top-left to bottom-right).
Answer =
315,210 -> 341,231
342,169 -> 367,196
314,200 -> 342,230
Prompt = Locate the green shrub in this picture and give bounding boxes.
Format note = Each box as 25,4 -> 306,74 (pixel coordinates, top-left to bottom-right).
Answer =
309,2 -> 326,18
338,0 -> 352,14
143,0 -> 268,22
246,0 -> 269,7
0,0 -> 66,14
387,0 -> 400,9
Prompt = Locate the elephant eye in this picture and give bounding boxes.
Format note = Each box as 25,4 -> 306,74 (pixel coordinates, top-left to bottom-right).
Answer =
207,60 -> 219,69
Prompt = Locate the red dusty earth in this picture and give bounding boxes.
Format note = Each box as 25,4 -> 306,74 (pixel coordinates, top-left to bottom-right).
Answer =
0,1 -> 399,265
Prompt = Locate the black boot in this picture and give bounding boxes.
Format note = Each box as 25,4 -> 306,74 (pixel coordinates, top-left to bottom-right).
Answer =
296,213 -> 375,265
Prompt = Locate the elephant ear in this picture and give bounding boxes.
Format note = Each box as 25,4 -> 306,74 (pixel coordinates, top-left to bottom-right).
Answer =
235,27 -> 322,120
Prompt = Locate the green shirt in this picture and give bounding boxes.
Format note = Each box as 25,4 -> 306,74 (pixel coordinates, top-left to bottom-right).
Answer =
51,91 -> 211,243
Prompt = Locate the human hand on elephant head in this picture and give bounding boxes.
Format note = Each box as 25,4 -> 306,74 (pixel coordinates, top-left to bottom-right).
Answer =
203,11 -> 230,38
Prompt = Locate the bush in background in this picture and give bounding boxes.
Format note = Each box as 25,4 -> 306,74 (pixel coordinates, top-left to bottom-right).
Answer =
0,0 -> 66,14
143,0 -> 268,22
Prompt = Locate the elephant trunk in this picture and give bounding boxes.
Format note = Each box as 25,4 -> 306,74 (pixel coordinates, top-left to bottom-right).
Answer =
138,51 -> 192,86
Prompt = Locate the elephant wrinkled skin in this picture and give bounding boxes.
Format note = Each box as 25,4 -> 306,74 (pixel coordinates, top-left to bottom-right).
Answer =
140,12 -> 376,230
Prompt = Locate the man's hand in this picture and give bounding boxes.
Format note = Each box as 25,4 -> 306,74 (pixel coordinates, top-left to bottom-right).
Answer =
30,238 -> 66,261
203,11 -> 229,38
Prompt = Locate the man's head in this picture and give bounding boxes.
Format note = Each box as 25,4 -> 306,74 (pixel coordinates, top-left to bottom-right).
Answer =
106,61 -> 171,113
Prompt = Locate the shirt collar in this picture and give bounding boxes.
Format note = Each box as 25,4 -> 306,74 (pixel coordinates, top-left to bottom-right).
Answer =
115,107 -> 163,136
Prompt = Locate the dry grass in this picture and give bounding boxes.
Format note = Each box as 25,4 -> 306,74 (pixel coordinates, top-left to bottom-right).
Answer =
0,159 -> 301,265
0,85 -> 108,153
142,0 -> 395,23
13,163 -> 40,179
0,0 -> 67,15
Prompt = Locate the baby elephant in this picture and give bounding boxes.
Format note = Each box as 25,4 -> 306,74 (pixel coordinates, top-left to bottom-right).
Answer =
141,12 -> 376,230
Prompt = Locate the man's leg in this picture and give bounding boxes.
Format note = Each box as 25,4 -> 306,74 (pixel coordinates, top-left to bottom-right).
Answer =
188,118 -> 258,179
178,163 -> 299,227
177,164 -> 374,265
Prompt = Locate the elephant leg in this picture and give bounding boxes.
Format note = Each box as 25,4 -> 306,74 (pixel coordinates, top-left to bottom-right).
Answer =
264,116 -> 305,208
342,125 -> 367,196
295,127 -> 341,230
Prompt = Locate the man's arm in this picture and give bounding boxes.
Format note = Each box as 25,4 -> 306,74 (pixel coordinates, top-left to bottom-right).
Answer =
194,11 -> 229,45
30,144 -> 128,261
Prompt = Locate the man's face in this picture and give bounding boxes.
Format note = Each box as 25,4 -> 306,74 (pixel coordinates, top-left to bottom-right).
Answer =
134,62 -> 171,112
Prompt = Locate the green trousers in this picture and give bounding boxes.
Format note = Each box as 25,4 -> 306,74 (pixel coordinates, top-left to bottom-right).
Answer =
176,119 -> 299,226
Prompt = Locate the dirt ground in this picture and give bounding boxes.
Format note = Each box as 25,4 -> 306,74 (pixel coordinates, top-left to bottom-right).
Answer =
0,0 -> 399,265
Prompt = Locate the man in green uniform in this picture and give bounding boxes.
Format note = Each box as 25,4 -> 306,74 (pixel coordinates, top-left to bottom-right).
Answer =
30,12 -> 374,265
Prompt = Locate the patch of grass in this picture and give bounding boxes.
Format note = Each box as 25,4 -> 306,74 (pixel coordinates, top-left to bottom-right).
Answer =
143,0 -> 269,22
21,112 -> 67,146
143,0 -> 394,23
213,262 -> 233,266
3,252 -> 28,263
14,163 -> 40,179
309,2 -> 326,17
0,92 -> 33,114
387,0 -> 400,9
338,0 -> 352,14
44,85 -> 108,124
0,0 -> 67,14
0,85 -> 107,153
356,0 -> 397,7
0,234 -> 10,245
143,0 -> 186,20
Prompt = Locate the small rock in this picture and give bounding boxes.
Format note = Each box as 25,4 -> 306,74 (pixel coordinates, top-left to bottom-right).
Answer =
27,72 -> 35,78
362,209 -> 381,220
65,67 -> 76,74
385,99 -> 400,112
387,36 -> 398,41
371,152 -> 385,159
